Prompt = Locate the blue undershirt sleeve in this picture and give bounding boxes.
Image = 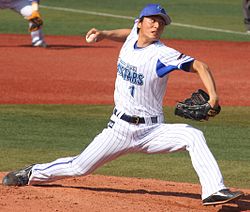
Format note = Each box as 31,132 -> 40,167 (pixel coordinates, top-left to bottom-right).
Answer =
156,59 -> 194,77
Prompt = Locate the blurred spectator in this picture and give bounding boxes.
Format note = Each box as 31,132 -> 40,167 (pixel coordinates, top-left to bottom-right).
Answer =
0,0 -> 46,47
242,0 -> 250,33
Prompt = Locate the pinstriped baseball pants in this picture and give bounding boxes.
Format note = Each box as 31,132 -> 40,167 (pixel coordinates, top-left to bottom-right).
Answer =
29,114 -> 226,200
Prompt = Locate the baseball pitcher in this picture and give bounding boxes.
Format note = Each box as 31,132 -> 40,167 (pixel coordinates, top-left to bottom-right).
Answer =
2,3 -> 243,206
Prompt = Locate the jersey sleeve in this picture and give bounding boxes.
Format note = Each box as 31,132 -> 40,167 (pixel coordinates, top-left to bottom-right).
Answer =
156,46 -> 195,78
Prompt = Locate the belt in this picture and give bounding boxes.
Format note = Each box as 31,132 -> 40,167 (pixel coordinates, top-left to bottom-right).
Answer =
113,109 -> 158,125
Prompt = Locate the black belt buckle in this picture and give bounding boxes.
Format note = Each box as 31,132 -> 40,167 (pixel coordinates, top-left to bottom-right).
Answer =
132,116 -> 140,125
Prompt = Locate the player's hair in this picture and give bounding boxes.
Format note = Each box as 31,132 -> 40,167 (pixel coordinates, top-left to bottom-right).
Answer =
137,18 -> 144,33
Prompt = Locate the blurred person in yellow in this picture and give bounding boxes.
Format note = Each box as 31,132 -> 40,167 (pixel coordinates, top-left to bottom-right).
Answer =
0,0 -> 46,47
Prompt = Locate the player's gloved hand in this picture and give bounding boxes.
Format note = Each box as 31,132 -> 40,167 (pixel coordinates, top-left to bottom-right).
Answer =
174,89 -> 221,121
26,11 -> 43,32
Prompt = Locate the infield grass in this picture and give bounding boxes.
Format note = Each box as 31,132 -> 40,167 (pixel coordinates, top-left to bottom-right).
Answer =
0,105 -> 249,189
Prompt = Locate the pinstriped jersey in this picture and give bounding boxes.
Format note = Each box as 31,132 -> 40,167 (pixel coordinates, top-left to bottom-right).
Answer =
114,19 -> 195,117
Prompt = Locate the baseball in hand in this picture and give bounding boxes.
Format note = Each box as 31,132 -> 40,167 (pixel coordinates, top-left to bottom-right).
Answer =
86,34 -> 97,43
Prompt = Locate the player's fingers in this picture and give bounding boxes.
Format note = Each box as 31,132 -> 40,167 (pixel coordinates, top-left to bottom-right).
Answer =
204,116 -> 209,121
85,28 -> 98,39
208,107 -> 220,117
208,109 -> 216,117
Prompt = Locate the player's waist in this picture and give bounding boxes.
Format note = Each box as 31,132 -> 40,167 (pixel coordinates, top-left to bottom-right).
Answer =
113,108 -> 164,125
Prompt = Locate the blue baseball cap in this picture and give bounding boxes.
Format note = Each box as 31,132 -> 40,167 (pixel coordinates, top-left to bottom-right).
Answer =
139,4 -> 171,25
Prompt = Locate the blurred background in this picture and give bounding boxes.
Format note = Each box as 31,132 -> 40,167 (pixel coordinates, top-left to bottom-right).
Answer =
0,0 -> 250,41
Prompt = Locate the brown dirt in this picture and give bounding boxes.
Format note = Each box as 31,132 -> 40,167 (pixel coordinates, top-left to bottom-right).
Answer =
0,34 -> 249,212
0,34 -> 249,105
0,173 -> 250,212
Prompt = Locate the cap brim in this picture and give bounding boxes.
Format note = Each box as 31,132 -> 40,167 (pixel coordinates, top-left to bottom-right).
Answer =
139,13 -> 172,25
158,14 -> 171,25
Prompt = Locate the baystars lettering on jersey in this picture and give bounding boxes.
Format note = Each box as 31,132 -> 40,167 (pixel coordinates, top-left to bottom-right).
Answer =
117,60 -> 144,85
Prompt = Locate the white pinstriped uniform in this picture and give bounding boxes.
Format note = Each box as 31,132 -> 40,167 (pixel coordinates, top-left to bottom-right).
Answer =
0,0 -> 44,44
29,20 -> 226,200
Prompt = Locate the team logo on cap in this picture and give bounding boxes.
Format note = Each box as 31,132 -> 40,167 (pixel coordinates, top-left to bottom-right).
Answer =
156,5 -> 166,14
157,5 -> 162,11
157,5 -> 164,12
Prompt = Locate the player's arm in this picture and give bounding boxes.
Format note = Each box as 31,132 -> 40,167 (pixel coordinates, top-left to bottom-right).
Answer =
30,0 -> 40,11
189,60 -> 219,108
86,28 -> 131,42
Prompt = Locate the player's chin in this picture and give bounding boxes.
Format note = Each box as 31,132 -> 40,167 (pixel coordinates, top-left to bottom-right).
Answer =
150,34 -> 160,41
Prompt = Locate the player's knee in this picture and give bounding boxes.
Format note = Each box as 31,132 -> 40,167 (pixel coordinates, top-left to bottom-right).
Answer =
192,127 -> 204,137
20,5 -> 32,17
185,125 -> 206,146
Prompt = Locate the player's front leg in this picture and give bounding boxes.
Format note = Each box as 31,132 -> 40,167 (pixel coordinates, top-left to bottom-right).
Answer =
139,124 -> 226,200
28,124 -> 133,185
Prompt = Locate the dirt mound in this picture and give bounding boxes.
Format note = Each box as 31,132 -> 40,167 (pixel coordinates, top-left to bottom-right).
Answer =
0,173 -> 249,212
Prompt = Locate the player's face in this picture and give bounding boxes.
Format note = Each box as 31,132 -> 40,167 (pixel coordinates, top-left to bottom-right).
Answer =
137,16 -> 165,46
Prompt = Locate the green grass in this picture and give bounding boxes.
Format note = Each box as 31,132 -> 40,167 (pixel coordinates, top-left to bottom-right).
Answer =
0,0 -> 249,190
0,0 -> 250,41
0,105 -> 249,189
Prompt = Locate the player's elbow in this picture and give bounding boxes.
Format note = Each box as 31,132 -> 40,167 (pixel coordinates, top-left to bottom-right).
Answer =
191,60 -> 210,73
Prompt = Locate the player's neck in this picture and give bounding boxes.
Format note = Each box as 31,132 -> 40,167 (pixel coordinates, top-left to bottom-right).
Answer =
137,36 -> 158,48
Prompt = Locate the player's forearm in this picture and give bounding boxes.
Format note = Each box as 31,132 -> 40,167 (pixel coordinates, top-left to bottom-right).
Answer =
86,28 -> 131,43
191,60 -> 219,107
101,29 -> 131,42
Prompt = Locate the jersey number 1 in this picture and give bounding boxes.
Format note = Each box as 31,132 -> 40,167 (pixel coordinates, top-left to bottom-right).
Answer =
129,85 -> 135,97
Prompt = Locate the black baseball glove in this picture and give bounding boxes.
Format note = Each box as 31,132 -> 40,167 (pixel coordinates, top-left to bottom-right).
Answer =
174,89 -> 221,121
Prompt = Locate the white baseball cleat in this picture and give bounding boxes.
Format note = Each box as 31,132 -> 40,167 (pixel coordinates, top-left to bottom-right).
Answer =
32,39 -> 47,48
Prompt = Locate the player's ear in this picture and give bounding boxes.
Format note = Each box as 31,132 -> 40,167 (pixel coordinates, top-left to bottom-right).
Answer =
137,20 -> 142,29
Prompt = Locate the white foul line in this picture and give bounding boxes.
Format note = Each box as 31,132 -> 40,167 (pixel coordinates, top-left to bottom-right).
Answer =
172,23 -> 248,35
40,5 -> 249,36
40,5 -> 135,20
